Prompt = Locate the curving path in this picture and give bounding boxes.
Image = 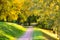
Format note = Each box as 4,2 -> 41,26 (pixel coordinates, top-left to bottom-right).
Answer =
18,26 -> 33,40
18,26 -> 57,40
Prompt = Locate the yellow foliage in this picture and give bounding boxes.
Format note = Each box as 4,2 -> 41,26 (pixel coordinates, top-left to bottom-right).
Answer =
50,2 -> 55,9
51,16 -> 55,19
57,0 -> 60,3
7,10 -> 18,21
10,10 -> 16,14
13,0 -> 25,9
34,10 -> 37,13
8,15 -> 18,21
13,0 -> 24,4
39,0 -> 43,3
45,11 -> 49,15
55,5 -> 59,11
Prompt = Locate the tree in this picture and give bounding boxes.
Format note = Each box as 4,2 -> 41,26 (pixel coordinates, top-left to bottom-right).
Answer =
0,0 -> 25,22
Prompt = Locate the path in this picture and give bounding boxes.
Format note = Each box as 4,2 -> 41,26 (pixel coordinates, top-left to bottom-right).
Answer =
18,26 -> 33,40
18,26 -> 58,40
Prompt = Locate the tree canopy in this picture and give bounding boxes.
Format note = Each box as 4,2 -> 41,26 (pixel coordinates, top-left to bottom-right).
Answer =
0,0 -> 60,29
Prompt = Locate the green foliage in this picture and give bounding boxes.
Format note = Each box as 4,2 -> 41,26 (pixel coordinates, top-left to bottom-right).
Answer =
37,18 -> 54,30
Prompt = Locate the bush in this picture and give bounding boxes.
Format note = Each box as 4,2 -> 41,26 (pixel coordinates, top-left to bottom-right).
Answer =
36,20 -> 54,30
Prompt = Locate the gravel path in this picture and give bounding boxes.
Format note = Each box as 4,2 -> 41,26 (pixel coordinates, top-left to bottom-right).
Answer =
18,26 -> 33,40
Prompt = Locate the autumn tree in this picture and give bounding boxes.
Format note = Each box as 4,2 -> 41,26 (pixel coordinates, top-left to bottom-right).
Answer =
0,0 -> 25,22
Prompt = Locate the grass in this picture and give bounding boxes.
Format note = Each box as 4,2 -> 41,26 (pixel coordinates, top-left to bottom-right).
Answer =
0,22 -> 26,40
0,22 -> 55,40
32,28 -> 46,40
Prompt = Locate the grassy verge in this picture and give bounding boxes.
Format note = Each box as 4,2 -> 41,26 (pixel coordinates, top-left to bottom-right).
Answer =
32,28 -> 57,40
32,28 -> 46,40
0,22 -> 26,40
